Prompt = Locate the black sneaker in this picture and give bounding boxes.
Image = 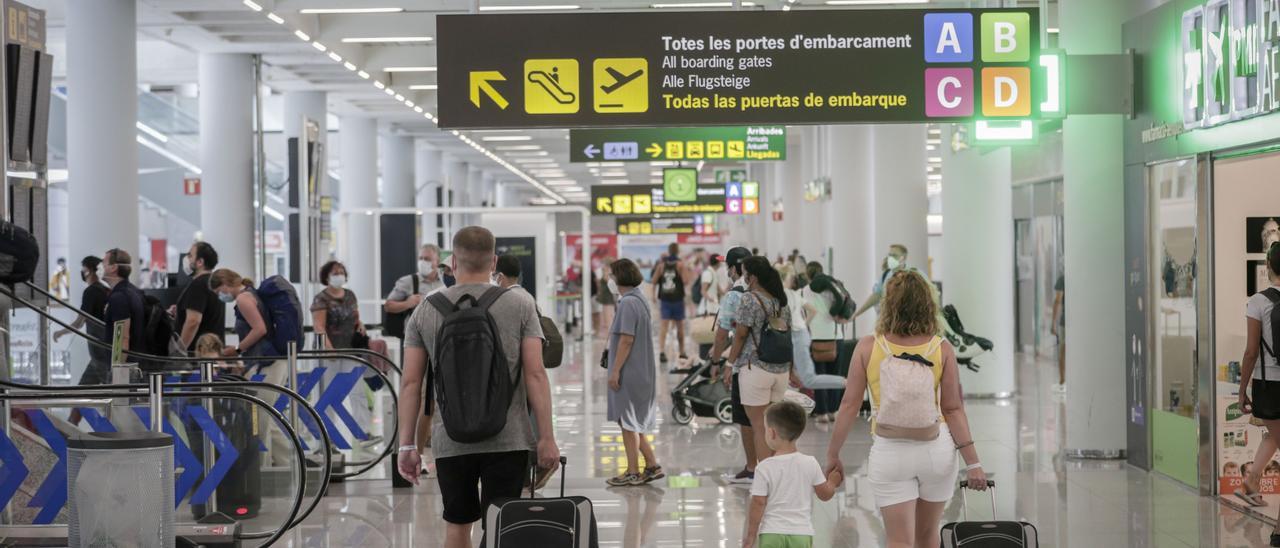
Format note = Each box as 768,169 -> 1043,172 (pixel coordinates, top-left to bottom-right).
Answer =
660,353 -> 669,363
1271,532 -> 1280,547
727,469 -> 754,484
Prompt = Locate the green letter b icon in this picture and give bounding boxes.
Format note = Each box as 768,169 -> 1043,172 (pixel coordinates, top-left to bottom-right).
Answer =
981,12 -> 1030,62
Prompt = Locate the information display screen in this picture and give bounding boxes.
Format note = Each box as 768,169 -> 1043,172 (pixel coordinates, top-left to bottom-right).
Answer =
438,8 -> 1039,128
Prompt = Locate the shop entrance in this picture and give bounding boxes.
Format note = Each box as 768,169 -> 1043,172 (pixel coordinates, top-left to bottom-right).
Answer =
1012,179 -> 1063,357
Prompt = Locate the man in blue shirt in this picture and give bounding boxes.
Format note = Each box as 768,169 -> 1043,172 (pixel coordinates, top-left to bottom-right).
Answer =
709,246 -> 755,483
101,248 -> 146,359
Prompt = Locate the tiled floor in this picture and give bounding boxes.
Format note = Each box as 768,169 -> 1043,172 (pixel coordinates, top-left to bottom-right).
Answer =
260,338 -> 1276,547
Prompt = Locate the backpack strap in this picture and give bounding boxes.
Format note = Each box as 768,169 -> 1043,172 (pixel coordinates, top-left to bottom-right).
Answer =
426,292 -> 454,316
412,274 -> 420,295
1260,289 -> 1280,379
476,286 -> 510,312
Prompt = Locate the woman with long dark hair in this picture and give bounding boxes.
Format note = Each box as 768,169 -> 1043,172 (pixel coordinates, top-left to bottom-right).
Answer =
1237,243 -> 1280,545
728,256 -> 793,465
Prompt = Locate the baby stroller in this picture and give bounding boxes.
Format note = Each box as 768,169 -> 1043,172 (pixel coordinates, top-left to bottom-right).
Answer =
670,359 -> 734,425
943,304 -> 993,372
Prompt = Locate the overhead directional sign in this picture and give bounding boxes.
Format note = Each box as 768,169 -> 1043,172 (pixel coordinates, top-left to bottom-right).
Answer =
593,184 -> 729,215
569,126 -> 786,162
617,214 -> 718,235
438,8 -> 1039,128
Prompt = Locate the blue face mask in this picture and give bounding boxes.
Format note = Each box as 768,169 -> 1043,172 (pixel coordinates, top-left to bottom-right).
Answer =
217,292 -> 235,304
443,274 -> 456,287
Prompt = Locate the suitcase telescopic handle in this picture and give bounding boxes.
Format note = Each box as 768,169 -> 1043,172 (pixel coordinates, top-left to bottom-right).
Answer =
958,480 -> 997,521
529,456 -> 571,499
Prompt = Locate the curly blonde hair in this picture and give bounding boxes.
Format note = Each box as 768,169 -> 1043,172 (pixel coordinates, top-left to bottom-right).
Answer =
875,270 -> 937,337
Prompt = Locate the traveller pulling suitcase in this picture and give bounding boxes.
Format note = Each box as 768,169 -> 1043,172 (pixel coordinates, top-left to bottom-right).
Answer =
483,456 -> 599,548
940,480 -> 1039,548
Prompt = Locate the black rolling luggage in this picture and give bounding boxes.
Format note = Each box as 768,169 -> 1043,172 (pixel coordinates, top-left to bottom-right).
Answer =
483,456 -> 598,548
940,480 -> 1038,548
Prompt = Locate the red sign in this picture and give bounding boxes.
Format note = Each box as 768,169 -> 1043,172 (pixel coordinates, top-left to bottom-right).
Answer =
150,239 -> 167,271
183,177 -> 201,195
678,234 -> 723,246
565,233 -> 618,272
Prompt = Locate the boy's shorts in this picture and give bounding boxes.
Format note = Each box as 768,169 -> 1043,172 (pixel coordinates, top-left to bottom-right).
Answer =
757,533 -> 813,548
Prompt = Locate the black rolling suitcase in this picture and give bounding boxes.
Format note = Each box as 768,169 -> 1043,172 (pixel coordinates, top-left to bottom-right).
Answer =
483,456 -> 598,548
940,481 -> 1038,548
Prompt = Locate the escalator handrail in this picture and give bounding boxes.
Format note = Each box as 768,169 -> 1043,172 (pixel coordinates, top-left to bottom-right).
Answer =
2,284 -> 401,479
0,389 -> 306,546
0,377 -> 334,532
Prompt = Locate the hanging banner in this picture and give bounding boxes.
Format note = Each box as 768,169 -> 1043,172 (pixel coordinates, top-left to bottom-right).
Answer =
569,126 -> 786,162
438,8 -> 1040,128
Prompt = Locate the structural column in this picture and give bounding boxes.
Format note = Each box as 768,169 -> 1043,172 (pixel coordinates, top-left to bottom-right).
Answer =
415,144 -> 443,243
445,159 -> 468,239
941,131 -> 1015,396
467,167 -> 485,226
198,53 -> 255,273
380,133 -> 415,208
282,91 -> 328,194
66,0 -> 138,289
825,125 -> 876,336
339,116 -> 377,306
871,125 -> 929,276
1061,0 -> 1127,457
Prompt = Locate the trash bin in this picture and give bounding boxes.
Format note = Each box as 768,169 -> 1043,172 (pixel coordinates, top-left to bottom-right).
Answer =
67,430 -> 174,548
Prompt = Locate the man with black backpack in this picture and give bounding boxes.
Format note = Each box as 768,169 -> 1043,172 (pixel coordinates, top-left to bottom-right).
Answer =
396,227 -> 559,548
652,242 -> 692,367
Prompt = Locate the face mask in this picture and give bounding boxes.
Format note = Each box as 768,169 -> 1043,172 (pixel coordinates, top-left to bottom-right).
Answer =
328,275 -> 347,289
81,270 -> 90,282
607,278 -> 620,295
418,260 -> 435,277
443,274 -> 456,287
886,256 -> 902,270
217,292 -> 235,304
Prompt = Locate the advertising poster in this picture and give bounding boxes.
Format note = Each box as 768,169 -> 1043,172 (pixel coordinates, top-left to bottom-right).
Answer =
564,233 -> 618,273
1216,380 -> 1280,497
496,237 -> 538,299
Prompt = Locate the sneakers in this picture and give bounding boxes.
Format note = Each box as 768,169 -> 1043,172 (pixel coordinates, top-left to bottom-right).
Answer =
660,353 -> 669,364
813,413 -> 835,424
642,465 -> 665,484
607,472 -> 645,487
1052,383 -> 1067,394
726,468 -> 755,484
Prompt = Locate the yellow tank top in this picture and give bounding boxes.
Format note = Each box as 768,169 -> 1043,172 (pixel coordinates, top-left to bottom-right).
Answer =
866,334 -> 946,435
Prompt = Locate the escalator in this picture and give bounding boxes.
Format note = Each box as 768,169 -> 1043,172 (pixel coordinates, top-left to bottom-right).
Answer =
0,282 -> 402,546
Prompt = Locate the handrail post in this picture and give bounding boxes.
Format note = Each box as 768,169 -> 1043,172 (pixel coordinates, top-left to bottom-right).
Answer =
147,373 -> 163,433
288,341 -> 299,434
200,361 -> 218,514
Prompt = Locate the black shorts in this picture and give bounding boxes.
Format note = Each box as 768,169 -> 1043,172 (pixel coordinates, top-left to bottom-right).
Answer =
731,372 -> 750,426
1255,379 -> 1280,420
435,450 -> 529,524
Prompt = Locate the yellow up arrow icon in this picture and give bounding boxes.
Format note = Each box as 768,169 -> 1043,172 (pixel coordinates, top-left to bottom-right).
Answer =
470,71 -> 509,109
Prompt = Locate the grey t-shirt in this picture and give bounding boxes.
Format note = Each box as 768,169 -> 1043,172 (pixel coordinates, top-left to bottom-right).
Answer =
387,273 -> 445,302
405,283 -> 544,459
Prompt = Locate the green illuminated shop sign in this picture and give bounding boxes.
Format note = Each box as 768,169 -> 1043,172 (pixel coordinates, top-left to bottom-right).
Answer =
568,126 -> 786,162
1182,0 -> 1280,129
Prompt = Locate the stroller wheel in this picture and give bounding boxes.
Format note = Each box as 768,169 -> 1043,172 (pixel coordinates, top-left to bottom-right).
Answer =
715,398 -> 735,424
672,401 -> 694,425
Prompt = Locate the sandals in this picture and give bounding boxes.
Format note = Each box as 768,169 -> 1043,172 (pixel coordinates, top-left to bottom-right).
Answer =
1236,484 -> 1268,507
606,472 -> 644,487
643,465 -> 666,484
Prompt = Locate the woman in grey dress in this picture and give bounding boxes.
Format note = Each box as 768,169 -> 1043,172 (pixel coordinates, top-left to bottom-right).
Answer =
605,258 -> 665,487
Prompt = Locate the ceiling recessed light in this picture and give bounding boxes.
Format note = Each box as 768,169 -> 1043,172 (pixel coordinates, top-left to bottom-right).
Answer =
267,12 -> 285,24
478,4 -> 581,11
824,0 -> 926,3
341,36 -> 433,43
294,30 -> 311,41
651,1 -> 755,7
299,7 -> 404,14
374,80 -> 386,89
384,66 -> 437,72
481,135 -> 531,141
243,0 -> 263,11
312,41 -> 327,52
327,51 -> 342,62
496,145 -> 543,151
409,84 -> 438,91
357,70 -> 370,79
343,61 -> 357,71
505,151 -> 550,157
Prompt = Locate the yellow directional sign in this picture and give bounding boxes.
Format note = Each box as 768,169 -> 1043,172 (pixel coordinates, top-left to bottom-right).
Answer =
646,143 -> 662,158
685,141 -> 704,159
727,140 -> 745,159
596,196 -> 612,213
524,59 -> 579,114
665,141 -> 684,160
469,71 -> 509,109
707,141 -> 725,159
593,58 -> 648,113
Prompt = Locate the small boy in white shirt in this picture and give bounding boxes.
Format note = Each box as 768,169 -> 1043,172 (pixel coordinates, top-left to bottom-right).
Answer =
744,401 -> 844,548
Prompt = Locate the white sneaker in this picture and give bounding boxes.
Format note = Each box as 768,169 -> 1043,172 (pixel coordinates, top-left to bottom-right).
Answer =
1051,383 -> 1067,394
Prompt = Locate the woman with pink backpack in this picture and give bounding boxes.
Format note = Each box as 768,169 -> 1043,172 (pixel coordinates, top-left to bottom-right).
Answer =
824,269 -> 987,548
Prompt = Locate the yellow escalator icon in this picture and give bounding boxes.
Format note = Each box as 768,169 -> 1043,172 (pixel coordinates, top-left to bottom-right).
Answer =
525,59 -> 579,114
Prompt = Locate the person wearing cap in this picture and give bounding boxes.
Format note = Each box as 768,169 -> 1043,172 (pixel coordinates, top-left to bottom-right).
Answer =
709,246 -> 758,484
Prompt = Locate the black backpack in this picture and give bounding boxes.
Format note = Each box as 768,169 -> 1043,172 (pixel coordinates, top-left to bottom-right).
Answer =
537,305 -> 564,369
1260,289 -> 1280,372
427,287 -> 516,443
0,221 -> 38,284
383,275 -> 419,339
139,294 -> 175,371
828,279 -> 856,321
691,269 -> 704,305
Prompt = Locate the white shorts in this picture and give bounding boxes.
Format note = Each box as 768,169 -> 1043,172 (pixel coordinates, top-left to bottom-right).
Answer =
738,366 -> 790,407
867,425 -> 959,508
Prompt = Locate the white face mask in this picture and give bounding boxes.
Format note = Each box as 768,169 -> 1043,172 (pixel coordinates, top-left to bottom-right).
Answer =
886,256 -> 902,270
418,259 -> 435,277
607,278 -> 620,296
328,274 -> 347,289
95,264 -> 105,280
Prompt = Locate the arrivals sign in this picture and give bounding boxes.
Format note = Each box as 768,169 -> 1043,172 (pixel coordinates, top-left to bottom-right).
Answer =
569,126 -> 786,162
438,9 -> 1040,128
592,182 -> 759,215
1181,0 -> 1280,129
